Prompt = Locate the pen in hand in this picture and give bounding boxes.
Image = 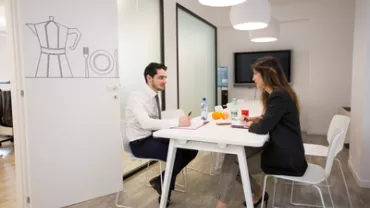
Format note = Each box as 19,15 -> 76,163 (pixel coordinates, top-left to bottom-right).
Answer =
188,111 -> 192,116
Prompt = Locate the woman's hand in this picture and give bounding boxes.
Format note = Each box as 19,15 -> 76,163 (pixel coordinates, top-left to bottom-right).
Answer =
239,115 -> 247,122
245,121 -> 253,127
248,115 -> 263,122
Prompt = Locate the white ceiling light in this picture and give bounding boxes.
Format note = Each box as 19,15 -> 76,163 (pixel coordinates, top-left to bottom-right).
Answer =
0,16 -> 6,34
230,0 -> 271,30
249,17 -> 279,42
199,0 -> 246,7
0,6 -> 5,34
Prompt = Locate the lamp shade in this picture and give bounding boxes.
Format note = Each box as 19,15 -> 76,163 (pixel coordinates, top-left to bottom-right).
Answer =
249,17 -> 279,42
0,6 -> 5,34
199,0 -> 246,7
0,16 -> 6,34
230,0 -> 271,30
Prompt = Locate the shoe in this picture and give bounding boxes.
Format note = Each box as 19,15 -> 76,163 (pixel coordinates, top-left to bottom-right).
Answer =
149,176 -> 171,206
149,176 -> 162,195
243,192 -> 269,207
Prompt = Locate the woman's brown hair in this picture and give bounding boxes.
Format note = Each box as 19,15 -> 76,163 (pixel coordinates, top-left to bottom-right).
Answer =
252,56 -> 300,113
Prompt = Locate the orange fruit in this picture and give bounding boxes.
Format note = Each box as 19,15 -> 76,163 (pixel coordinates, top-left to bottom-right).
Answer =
222,112 -> 229,119
212,111 -> 222,120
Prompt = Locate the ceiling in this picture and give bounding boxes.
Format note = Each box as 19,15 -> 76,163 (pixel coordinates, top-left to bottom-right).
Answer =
270,0 -> 321,5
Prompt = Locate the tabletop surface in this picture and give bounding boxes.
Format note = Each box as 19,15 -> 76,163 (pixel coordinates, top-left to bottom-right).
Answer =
153,100 -> 269,147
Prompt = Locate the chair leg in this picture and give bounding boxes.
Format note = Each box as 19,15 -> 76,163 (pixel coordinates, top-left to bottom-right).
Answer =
336,158 -> 353,208
183,167 -> 188,189
159,161 -> 163,186
326,179 -> 335,208
261,175 -> 269,208
116,158 -> 133,208
289,180 -> 295,205
144,161 -> 152,188
174,169 -> 187,193
187,152 -> 215,176
115,182 -> 133,208
272,178 -> 278,208
289,182 -> 327,208
314,185 -> 326,208
159,161 -> 187,193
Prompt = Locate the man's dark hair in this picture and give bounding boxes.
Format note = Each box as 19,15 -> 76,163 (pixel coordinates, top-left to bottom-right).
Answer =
144,62 -> 167,83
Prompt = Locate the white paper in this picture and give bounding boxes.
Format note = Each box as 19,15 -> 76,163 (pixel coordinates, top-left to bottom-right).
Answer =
174,119 -> 206,130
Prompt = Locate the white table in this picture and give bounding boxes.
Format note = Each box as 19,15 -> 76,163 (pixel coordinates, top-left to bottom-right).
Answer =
153,101 -> 269,208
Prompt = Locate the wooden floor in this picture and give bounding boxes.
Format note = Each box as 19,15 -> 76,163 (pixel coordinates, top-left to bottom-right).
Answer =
66,134 -> 370,208
2,134 -> 370,208
0,142 -> 16,208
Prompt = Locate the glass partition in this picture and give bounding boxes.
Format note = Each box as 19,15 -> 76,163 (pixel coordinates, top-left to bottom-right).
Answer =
177,5 -> 217,117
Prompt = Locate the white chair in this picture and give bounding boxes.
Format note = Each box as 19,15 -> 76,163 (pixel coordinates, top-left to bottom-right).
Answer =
115,117 -> 186,208
261,129 -> 345,208
290,115 -> 352,208
115,119 -> 135,208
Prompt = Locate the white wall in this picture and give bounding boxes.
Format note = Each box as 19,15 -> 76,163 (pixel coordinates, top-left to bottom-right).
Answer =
217,0 -> 355,134
163,1 -> 354,134
218,22 -> 311,131
0,5 -> 9,81
0,36 -> 9,81
349,0 -> 370,188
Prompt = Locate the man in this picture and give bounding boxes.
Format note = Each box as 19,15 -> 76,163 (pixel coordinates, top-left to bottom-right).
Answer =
125,62 -> 198,205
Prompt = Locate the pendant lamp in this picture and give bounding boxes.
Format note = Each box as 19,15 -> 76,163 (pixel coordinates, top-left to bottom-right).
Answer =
199,0 -> 246,7
230,0 -> 271,30
249,17 -> 279,42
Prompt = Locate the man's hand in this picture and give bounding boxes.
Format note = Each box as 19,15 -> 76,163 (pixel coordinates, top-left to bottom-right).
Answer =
179,115 -> 191,127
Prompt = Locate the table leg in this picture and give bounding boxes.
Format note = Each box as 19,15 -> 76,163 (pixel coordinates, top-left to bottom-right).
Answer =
159,139 -> 177,208
237,147 -> 253,208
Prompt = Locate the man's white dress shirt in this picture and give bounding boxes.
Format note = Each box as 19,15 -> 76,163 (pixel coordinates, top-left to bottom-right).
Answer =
125,84 -> 179,142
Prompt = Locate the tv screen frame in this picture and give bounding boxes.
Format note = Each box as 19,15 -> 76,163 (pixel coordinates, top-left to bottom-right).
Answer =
234,50 -> 292,86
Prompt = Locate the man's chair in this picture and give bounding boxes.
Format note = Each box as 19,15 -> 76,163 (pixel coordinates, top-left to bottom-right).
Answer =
261,129 -> 345,208
116,111 -> 187,207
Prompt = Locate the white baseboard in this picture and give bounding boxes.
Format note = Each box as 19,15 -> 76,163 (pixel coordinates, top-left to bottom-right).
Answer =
348,159 -> 370,188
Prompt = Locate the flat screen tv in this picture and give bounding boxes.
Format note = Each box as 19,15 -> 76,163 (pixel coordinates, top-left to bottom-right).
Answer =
234,50 -> 291,85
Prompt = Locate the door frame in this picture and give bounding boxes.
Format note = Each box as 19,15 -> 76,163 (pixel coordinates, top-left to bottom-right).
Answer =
175,3 -> 218,109
5,0 -> 31,207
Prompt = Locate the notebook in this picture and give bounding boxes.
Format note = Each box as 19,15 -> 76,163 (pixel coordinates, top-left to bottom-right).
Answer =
173,119 -> 209,130
231,121 -> 249,129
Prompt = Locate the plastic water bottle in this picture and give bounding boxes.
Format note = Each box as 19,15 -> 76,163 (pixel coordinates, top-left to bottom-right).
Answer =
201,97 -> 208,120
231,98 -> 238,122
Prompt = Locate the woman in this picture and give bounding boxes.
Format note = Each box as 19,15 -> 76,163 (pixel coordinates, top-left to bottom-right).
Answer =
216,56 -> 307,208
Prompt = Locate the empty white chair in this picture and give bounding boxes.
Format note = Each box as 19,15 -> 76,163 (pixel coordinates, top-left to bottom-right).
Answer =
261,129 -> 345,208
290,115 -> 352,208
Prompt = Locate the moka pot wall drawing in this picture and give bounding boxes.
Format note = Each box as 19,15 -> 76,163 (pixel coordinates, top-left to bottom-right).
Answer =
26,16 -> 82,78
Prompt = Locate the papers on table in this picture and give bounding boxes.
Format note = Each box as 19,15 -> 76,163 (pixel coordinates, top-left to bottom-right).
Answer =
173,119 -> 209,130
